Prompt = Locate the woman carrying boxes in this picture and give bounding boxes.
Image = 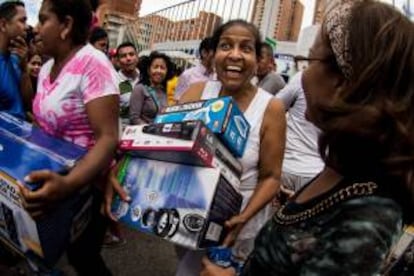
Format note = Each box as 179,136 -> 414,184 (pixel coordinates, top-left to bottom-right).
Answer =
20,0 -> 119,275
175,19 -> 287,275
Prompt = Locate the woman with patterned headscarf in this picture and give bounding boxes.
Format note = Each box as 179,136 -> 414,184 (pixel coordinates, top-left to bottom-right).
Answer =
201,0 -> 414,275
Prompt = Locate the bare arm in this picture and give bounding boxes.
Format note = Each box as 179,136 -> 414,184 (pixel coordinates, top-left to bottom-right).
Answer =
64,95 -> 119,188
224,99 -> 286,243
238,98 -> 286,221
22,95 -> 119,217
20,71 -> 34,112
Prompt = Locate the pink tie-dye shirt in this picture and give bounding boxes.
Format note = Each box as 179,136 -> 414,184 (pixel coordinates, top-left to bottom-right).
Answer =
33,44 -> 119,149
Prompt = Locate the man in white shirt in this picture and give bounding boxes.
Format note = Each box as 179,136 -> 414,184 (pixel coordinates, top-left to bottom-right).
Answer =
174,37 -> 215,101
116,42 -> 140,125
275,72 -> 324,196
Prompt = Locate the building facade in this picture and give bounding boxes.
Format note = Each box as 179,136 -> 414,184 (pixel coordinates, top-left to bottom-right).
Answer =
99,0 -> 142,48
275,0 -> 304,41
252,0 -> 304,42
123,11 -> 221,53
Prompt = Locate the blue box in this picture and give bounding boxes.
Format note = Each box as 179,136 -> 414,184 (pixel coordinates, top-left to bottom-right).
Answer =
154,97 -> 250,158
112,156 -> 243,249
0,112 -> 91,268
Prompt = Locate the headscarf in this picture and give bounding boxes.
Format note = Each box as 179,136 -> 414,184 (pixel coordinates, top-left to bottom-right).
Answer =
324,0 -> 361,79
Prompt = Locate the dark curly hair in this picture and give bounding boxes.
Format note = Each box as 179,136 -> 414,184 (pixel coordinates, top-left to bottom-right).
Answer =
315,0 -> 414,217
138,51 -> 174,91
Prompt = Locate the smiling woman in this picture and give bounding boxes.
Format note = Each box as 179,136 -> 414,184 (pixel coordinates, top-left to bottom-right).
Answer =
176,19 -> 286,276
129,51 -> 174,125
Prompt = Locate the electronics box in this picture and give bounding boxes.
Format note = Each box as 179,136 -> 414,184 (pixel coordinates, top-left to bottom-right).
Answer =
120,121 -> 242,189
0,112 -> 92,267
154,97 -> 250,158
112,156 -> 243,250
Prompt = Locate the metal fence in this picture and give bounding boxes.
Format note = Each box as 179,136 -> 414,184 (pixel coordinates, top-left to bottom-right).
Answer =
118,0 -> 413,60
121,0 -> 256,55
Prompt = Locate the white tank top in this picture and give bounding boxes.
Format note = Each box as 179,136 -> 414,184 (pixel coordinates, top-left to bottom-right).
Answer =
201,81 -> 273,239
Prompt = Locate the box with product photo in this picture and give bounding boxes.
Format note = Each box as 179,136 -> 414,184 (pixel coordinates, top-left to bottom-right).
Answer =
119,121 -> 242,189
154,96 -> 250,158
0,112 -> 92,268
111,156 -> 243,250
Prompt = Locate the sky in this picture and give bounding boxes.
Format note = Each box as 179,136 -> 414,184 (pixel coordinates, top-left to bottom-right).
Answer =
140,0 -> 183,16
22,0 -> 41,26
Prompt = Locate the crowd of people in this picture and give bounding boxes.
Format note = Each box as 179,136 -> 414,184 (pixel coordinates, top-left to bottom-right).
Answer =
0,0 -> 413,275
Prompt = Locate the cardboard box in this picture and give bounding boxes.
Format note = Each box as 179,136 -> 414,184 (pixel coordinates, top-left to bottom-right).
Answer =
154,97 -> 250,158
120,121 -> 242,189
111,157 -> 243,250
0,112 -> 92,267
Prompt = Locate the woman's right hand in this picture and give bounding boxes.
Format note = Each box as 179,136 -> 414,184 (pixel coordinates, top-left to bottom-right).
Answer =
103,168 -> 130,221
222,214 -> 248,247
20,170 -> 75,218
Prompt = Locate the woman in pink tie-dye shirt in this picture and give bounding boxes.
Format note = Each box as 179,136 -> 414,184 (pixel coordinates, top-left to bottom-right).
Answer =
21,0 -> 119,275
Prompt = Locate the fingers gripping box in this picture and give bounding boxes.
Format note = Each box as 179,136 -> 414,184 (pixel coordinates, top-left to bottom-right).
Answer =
154,97 -> 250,158
0,112 -> 91,267
119,121 -> 242,189
111,156 -> 243,249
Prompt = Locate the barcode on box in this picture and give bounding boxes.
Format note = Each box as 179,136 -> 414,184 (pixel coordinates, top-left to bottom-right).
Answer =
205,222 -> 222,242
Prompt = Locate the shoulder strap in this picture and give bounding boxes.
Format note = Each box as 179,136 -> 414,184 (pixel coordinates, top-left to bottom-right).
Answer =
244,89 -> 273,126
144,85 -> 161,113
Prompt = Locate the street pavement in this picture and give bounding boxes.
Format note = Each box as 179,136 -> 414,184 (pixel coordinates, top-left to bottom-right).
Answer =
0,225 -> 179,276
59,226 -> 179,276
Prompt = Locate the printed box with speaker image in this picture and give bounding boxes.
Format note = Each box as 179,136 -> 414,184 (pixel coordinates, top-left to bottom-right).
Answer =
111,156 -> 243,249
154,96 -> 250,158
0,112 -> 92,268
119,120 -> 242,189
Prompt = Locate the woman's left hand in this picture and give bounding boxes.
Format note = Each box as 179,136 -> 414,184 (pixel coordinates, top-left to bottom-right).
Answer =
103,168 -> 130,221
223,214 -> 247,247
19,170 -> 74,218
200,257 -> 236,276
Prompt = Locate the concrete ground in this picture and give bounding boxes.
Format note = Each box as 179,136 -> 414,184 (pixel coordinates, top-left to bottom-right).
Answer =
59,226 -> 179,276
1,226 -> 179,276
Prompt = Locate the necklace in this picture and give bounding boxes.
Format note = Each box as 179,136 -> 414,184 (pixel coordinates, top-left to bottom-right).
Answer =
274,181 -> 378,225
